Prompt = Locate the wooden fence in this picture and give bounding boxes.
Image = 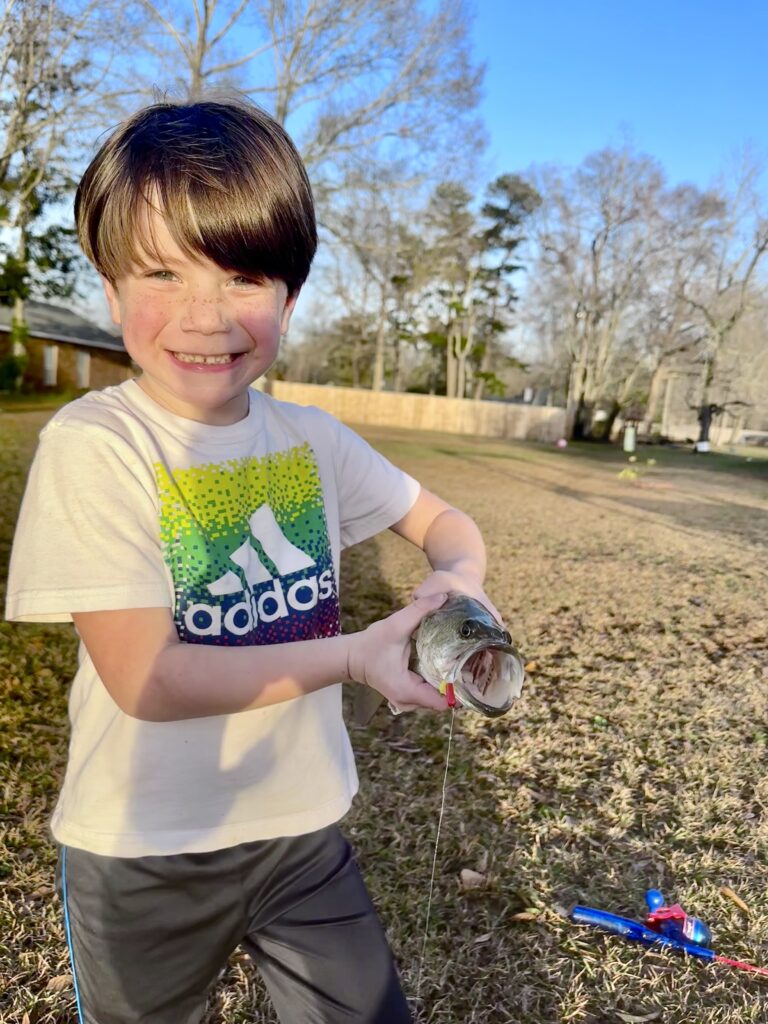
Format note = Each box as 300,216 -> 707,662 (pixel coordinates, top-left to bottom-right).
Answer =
263,381 -> 567,442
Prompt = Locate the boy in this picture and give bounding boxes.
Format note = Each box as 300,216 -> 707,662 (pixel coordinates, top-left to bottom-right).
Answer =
6,99 -> 500,1024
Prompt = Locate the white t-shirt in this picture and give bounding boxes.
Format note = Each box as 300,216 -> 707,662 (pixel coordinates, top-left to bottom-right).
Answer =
6,380 -> 420,857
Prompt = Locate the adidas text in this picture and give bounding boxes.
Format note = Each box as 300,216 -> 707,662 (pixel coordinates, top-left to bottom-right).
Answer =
184,570 -> 335,637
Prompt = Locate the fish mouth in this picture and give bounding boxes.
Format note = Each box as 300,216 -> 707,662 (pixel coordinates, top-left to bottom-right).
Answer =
452,642 -> 525,718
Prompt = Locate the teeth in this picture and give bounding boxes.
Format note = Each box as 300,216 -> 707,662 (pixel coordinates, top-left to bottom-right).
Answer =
176,352 -> 235,364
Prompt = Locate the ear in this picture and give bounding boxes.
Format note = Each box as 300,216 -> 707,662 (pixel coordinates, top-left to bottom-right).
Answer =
280,288 -> 301,335
101,276 -> 122,326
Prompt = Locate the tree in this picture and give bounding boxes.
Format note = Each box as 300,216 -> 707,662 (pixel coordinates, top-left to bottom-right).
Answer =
722,303 -> 768,437
471,174 -> 540,398
133,0 -> 483,206
328,172 -> 412,391
366,175 -> 540,400
674,164 -> 768,447
0,0 -> 124,337
285,311 -> 375,387
130,0 -> 268,100
526,149 -> 668,439
419,182 -> 480,397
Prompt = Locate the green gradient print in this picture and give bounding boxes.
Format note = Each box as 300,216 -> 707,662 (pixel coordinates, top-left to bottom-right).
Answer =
154,443 -> 339,645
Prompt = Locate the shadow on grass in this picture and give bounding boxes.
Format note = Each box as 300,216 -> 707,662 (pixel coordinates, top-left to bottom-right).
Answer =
615,496 -> 768,549
555,441 -> 768,481
429,443 -> 768,553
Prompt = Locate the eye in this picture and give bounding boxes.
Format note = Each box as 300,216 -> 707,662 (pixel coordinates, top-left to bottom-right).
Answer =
231,274 -> 265,288
146,269 -> 177,282
460,621 -> 473,638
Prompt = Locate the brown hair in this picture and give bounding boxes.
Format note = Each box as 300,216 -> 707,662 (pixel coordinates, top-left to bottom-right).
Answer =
75,100 -> 317,295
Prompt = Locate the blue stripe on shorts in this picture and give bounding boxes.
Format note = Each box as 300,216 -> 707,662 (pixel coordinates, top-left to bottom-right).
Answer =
61,846 -> 85,1023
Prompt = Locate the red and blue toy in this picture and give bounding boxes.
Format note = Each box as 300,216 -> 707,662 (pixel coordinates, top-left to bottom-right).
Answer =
570,889 -> 768,977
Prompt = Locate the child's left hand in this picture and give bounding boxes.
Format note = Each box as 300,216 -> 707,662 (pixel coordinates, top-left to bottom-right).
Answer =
413,570 -> 502,623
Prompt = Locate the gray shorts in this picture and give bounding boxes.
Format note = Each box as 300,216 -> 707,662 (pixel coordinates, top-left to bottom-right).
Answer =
56,825 -> 412,1024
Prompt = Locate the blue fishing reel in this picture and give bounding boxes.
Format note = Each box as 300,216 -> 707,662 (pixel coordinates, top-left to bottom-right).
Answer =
644,889 -> 712,947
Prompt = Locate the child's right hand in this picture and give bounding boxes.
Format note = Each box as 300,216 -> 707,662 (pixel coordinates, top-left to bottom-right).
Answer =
346,594 -> 449,712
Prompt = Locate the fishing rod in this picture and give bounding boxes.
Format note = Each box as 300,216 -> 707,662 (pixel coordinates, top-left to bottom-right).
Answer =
570,889 -> 768,977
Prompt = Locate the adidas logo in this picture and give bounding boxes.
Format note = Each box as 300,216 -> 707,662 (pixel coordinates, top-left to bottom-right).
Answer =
183,504 -> 335,637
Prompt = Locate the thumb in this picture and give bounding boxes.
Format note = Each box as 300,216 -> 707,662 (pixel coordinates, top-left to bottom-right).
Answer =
394,592 -> 447,634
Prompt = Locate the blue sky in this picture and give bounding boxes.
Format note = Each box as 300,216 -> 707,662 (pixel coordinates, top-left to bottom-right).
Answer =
472,0 -> 767,189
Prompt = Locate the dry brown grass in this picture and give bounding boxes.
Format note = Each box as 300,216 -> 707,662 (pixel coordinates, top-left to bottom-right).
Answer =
2,413 -> 767,1023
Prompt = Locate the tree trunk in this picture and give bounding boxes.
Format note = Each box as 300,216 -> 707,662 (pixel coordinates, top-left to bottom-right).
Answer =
729,412 -> 746,444
600,401 -> 622,443
565,349 -> 587,438
472,341 -> 492,400
660,373 -> 676,438
571,396 -> 590,440
446,324 -> 458,398
456,342 -> 467,398
11,218 -> 27,356
642,360 -> 666,436
371,296 -> 387,391
392,336 -> 404,392
697,404 -> 714,444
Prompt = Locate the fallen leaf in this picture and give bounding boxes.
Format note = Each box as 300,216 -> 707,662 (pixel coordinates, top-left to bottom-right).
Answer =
720,886 -> 750,915
473,932 -> 492,945
46,974 -> 73,993
460,868 -> 486,890
510,910 -> 539,922
29,886 -> 55,899
524,661 -> 538,672
384,739 -> 422,754
613,1010 -> 662,1023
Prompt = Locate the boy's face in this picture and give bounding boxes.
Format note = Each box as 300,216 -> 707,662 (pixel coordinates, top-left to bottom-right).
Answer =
102,208 -> 298,425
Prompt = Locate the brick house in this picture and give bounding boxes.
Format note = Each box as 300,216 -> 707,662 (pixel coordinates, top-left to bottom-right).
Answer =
0,300 -> 134,392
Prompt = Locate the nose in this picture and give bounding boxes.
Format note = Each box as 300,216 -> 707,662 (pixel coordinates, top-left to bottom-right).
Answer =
179,293 -> 232,335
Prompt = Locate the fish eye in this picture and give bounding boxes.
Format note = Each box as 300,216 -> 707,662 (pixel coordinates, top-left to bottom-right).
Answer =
460,621 -> 474,638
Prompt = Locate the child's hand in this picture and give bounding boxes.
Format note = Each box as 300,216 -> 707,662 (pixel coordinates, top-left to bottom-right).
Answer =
346,593 -> 449,712
413,570 -> 502,622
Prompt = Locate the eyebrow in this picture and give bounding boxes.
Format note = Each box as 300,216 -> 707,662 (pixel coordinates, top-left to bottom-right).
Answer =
138,252 -> 186,268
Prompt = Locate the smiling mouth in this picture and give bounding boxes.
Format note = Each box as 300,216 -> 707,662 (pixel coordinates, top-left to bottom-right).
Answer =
173,352 -> 242,365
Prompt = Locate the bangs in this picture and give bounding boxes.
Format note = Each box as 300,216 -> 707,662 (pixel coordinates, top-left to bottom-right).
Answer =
76,101 -> 317,293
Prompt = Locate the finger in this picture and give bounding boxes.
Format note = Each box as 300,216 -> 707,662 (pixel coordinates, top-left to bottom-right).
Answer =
392,592 -> 448,634
404,671 -> 449,710
412,576 -> 451,601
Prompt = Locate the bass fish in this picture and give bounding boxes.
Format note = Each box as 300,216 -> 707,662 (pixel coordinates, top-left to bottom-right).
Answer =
411,592 -> 525,717
353,592 -> 525,724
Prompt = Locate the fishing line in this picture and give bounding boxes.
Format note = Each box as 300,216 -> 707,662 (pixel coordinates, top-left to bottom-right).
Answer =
415,705 -> 456,1002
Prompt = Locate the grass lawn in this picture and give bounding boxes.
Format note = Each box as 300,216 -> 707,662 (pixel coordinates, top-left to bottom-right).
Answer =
0,392 -> 82,414
2,411 -> 767,1023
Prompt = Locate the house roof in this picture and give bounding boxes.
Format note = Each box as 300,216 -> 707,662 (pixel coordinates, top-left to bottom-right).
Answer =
0,300 -> 127,355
